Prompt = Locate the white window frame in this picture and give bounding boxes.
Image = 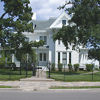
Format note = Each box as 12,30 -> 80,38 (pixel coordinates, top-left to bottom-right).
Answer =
39,36 -> 47,45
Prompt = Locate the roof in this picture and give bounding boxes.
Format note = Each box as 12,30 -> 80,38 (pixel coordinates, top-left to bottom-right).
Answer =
32,18 -> 56,30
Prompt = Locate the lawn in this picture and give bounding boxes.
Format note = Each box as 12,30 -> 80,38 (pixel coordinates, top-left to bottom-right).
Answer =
0,69 -> 33,81
50,86 -> 100,89
49,71 -> 100,82
0,85 -> 12,88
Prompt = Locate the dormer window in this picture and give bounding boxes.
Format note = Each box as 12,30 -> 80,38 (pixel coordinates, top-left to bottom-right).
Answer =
62,20 -> 66,25
34,24 -> 37,28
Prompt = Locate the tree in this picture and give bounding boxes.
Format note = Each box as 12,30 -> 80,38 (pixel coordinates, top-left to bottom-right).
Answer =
88,48 -> 100,68
15,40 -> 44,67
54,0 -> 100,49
32,40 -> 45,48
0,0 -> 33,68
0,0 -> 33,49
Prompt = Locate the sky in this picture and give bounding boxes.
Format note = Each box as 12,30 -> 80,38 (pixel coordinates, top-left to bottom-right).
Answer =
29,0 -> 65,20
0,0 -> 66,20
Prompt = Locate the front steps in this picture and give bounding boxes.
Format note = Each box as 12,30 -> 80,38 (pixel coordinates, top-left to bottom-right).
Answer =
20,68 -> 54,82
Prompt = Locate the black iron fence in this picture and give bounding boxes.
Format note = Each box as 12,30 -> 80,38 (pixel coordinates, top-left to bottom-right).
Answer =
47,63 -> 100,82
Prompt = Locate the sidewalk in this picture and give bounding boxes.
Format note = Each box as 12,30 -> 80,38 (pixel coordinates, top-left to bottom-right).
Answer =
0,77 -> 100,91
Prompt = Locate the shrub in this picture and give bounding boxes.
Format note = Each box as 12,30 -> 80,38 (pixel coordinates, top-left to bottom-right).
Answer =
68,64 -> 73,72
86,64 -> 93,71
74,64 -> 79,72
58,63 -> 63,72
51,63 -> 55,72
0,63 -> 5,69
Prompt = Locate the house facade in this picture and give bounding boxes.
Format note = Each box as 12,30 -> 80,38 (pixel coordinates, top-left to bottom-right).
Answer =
23,12 -> 89,69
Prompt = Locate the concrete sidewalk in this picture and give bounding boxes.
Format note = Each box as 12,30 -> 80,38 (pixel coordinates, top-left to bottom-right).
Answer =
0,77 -> 100,91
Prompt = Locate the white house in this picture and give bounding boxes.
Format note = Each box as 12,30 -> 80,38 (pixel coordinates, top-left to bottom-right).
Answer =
23,12 -> 90,69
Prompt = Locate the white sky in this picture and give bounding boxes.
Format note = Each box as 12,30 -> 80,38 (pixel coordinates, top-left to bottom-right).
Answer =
0,0 -> 66,20
29,0 -> 66,20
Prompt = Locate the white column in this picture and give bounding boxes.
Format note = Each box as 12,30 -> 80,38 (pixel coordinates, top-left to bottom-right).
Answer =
55,52 -> 58,68
80,54 -> 83,64
12,54 -> 15,63
67,52 -> 69,65
60,52 -> 62,64
48,50 -> 52,63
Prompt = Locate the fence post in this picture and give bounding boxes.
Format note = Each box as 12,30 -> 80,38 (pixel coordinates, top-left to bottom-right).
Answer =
48,62 -> 51,78
64,64 -> 66,81
92,64 -> 94,81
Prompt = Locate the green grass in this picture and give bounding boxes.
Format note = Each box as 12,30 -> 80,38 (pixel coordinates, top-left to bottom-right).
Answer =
0,69 -> 33,81
49,71 -> 100,82
0,85 -> 12,88
50,86 -> 100,89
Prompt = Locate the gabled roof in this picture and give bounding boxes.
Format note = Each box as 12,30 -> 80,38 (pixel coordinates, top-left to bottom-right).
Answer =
32,18 -> 56,30
50,12 -> 71,29
32,12 -> 70,30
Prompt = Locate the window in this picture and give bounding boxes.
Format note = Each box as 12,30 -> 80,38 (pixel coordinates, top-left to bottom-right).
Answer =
39,53 -> 42,61
39,53 -> 47,61
62,20 -> 66,25
39,36 -> 47,45
44,36 -> 47,45
62,52 -> 67,64
58,52 -> 60,63
40,36 -> 43,41
43,53 -> 46,61
69,52 -> 71,64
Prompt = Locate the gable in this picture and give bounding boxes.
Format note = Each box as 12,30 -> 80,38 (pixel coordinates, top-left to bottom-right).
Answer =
50,12 -> 71,29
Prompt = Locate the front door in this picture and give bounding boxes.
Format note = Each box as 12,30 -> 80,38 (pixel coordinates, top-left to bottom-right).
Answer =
39,53 -> 48,66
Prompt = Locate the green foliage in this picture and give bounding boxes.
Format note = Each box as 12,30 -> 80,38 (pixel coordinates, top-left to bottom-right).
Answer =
88,48 -> 100,68
54,0 -> 100,49
68,64 -> 73,72
0,0 -> 33,49
16,46 -> 36,64
51,63 -> 56,72
74,64 -> 79,72
53,26 -> 76,49
32,40 -> 44,48
86,64 -> 93,71
0,62 -> 16,69
58,63 -> 63,72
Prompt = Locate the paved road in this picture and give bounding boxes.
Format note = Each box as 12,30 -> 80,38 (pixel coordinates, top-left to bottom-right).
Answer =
0,89 -> 100,100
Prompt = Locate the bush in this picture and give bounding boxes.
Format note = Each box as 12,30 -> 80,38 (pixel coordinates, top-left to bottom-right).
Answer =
51,63 -> 55,72
68,64 -> 73,72
74,64 -> 79,72
86,64 -> 93,71
0,63 -> 5,69
0,62 -> 16,70
58,63 -> 63,72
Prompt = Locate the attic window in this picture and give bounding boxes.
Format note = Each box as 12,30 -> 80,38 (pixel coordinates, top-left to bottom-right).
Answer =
62,20 -> 66,25
34,24 -> 37,28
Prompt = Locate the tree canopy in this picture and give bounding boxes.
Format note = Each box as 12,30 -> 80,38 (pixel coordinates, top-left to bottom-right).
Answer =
54,0 -> 100,49
0,0 -> 33,49
88,48 -> 100,67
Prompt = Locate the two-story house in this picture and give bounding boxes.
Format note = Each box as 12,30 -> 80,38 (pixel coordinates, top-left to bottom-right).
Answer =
23,12 -> 89,69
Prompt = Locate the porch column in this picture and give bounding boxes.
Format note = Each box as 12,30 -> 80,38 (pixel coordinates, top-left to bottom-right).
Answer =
60,52 -> 62,64
67,52 -> 69,65
12,54 -> 15,63
48,50 -> 52,63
